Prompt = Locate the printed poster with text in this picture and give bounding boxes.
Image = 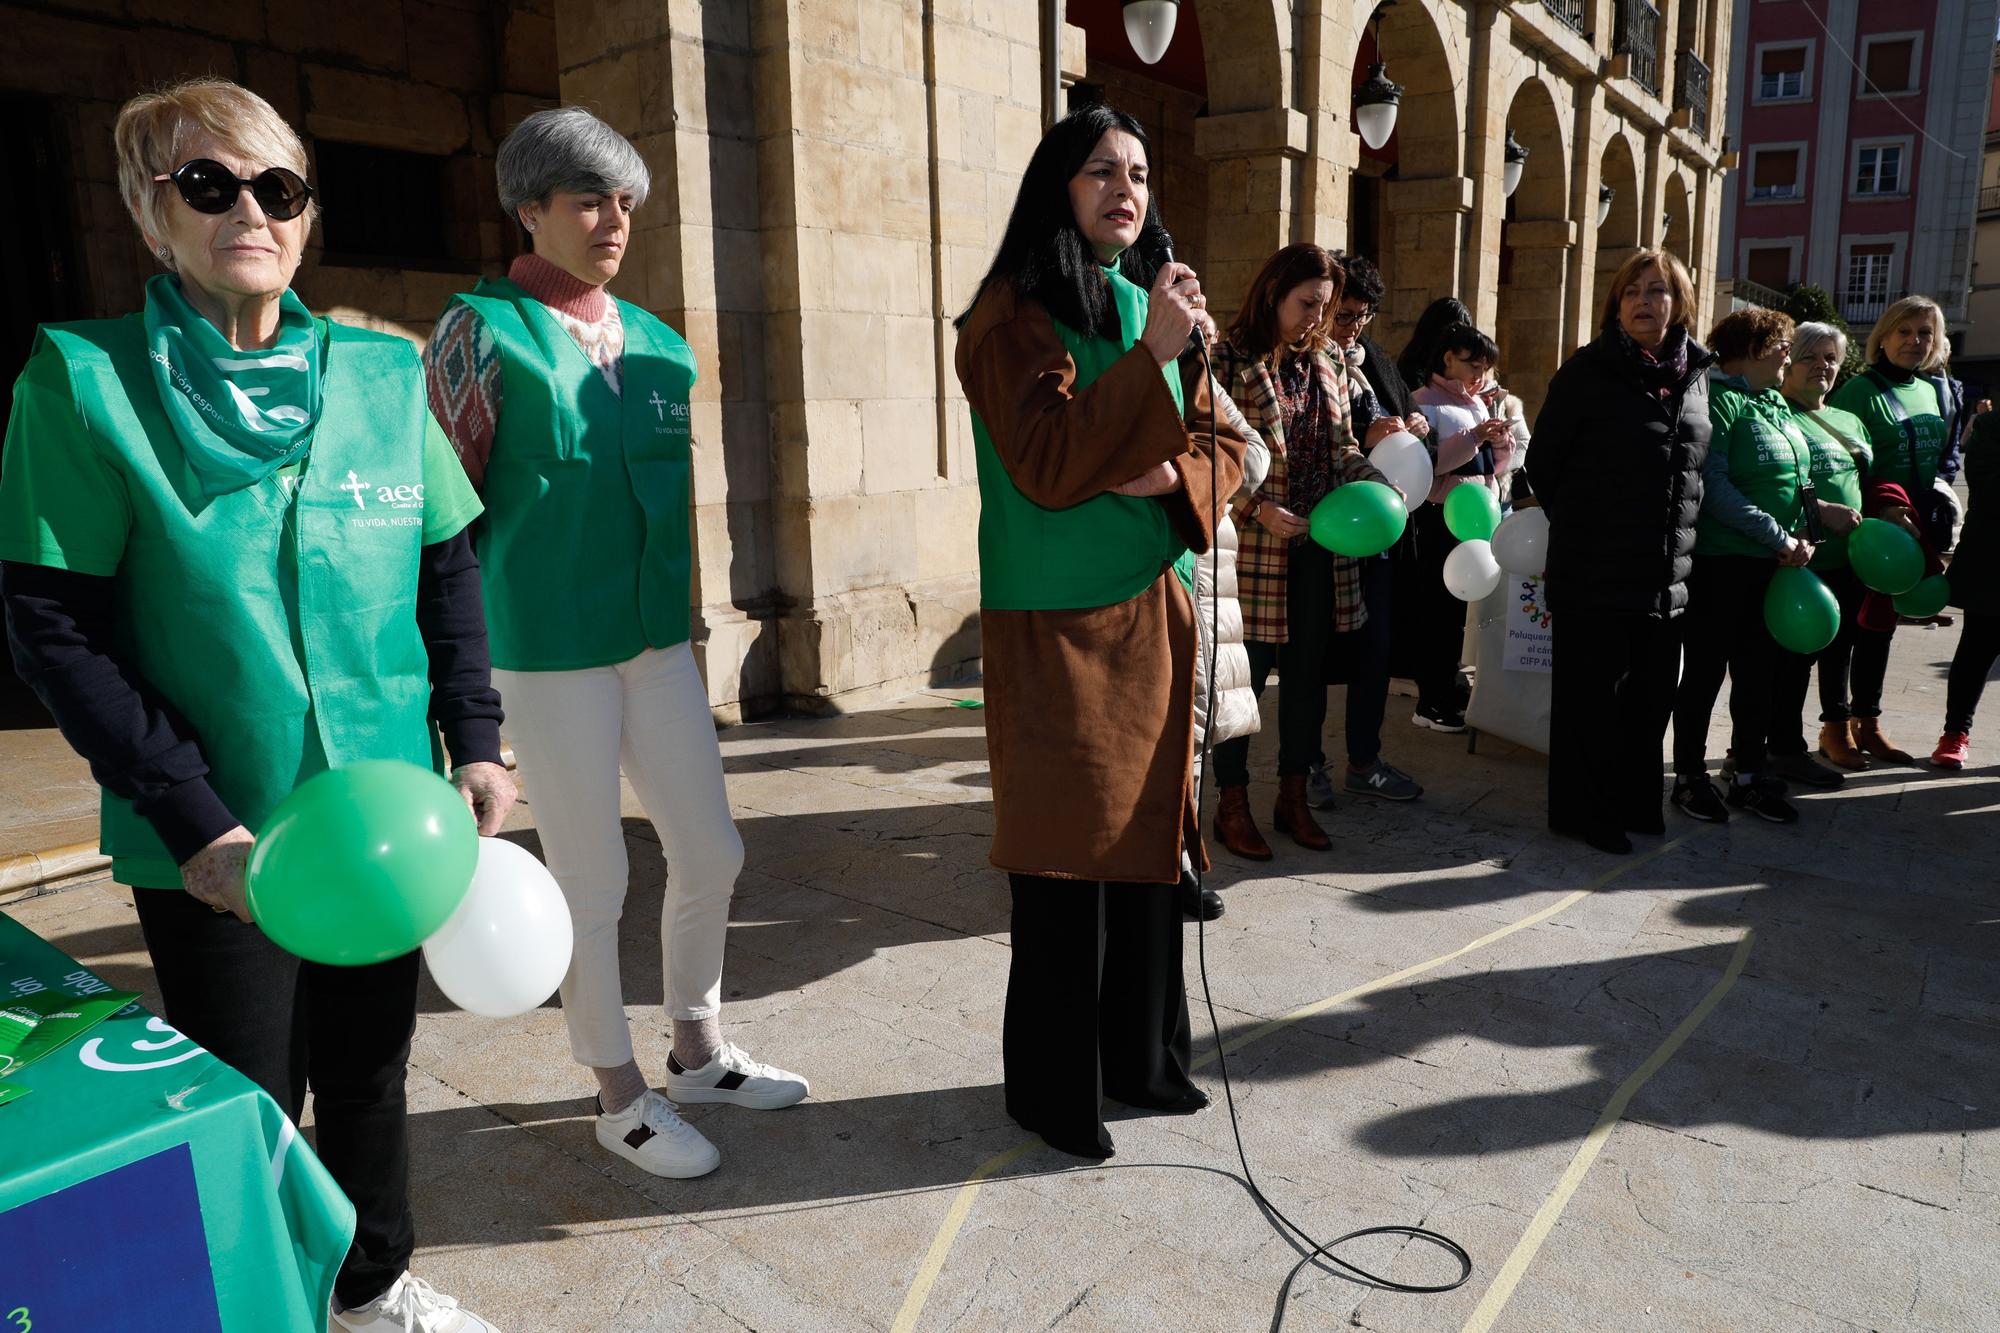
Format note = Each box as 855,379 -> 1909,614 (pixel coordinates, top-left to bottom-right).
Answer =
1506,576 -> 1553,673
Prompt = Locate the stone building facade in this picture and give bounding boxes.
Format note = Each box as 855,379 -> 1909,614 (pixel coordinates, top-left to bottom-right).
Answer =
1,0 -> 1728,721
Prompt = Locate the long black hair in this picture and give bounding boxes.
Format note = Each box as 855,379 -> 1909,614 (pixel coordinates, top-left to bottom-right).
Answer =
1397,297 -> 1474,390
956,103 -> 1171,339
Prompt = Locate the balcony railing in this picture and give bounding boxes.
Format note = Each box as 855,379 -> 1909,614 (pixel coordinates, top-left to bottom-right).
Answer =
1676,50 -> 1711,137
1841,289 -> 1907,327
1731,278 -> 1790,311
1981,184 -> 2000,214
1614,0 -> 1662,96
1541,0 -> 1587,35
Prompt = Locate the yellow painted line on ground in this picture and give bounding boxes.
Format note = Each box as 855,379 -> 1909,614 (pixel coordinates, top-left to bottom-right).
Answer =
891,833 -> 1698,1332
1460,929 -> 1755,1333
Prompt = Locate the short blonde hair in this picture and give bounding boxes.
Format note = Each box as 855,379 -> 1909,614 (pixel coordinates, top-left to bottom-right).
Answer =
115,78 -> 314,260
1863,296 -> 1950,374
1598,249 -> 1698,335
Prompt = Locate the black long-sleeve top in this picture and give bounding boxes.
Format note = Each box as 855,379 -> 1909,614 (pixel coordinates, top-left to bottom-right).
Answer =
1,531 -> 503,865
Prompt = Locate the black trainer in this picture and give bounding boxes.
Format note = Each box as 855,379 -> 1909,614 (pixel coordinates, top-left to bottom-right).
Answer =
1412,702 -> 1467,733
1671,775 -> 1730,823
1726,775 -> 1800,824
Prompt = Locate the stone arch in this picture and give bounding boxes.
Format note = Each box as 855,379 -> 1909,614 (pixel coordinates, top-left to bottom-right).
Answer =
1593,129 -> 1644,321
1663,167 -> 1694,270
1361,0 -> 1468,356
1494,74 -> 1573,417
1193,0 -> 1290,115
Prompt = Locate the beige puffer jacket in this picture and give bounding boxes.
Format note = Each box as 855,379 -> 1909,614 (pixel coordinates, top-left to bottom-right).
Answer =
1193,384 -> 1271,759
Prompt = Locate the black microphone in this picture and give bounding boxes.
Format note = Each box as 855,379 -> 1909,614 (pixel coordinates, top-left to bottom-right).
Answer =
1160,237 -> 1206,350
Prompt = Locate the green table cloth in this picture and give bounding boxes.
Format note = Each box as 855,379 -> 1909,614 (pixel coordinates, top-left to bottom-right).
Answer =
0,909 -> 354,1330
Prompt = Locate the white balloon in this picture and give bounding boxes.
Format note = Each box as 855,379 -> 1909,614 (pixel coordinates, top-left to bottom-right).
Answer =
422,837 -> 574,1019
1442,538 -> 1503,602
1369,431 -> 1434,509
1491,507 -> 1550,577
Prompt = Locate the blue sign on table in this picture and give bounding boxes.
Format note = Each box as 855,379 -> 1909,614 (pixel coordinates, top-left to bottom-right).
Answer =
0,1142 -> 222,1331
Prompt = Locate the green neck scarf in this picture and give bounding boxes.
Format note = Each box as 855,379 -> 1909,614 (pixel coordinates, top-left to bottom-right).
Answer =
144,274 -> 323,497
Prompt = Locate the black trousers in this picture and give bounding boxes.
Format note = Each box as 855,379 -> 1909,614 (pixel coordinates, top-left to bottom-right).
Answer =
1003,875 -> 1195,1154
1946,611 -> 2000,735
1213,541 -> 1334,785
1548,609 -> 1680,836
1324,554 -> 1394,768
134,888 -> 419,1310
1672,555 -> 1779,778
1769,564 -> 1866,754
1814,565 -> 1893,721
1409,502 -> 1464,709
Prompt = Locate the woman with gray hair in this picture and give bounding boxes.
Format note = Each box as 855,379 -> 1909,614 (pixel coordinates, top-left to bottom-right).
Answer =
1767,321 -> 1870,778
425,106 -> 806,1183
0,78 -> 512,1332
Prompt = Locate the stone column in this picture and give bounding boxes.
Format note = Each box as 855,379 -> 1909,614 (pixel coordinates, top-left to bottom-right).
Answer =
1194,106 -> 1309,326
1497,221 -> 1575,422
1379,175 -> 1473,357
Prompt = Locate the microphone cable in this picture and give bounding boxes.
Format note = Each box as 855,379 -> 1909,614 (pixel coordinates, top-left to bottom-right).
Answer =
1180,309 -> 1473,1330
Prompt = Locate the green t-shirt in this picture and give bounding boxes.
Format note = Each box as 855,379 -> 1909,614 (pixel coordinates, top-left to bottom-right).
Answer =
1783,400 -> 1871,570
1827,370 -> 1945,493
0,332 -> 480,572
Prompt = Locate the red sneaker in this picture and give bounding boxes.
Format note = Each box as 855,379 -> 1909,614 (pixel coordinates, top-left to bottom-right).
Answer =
1932,732 -> 1970,770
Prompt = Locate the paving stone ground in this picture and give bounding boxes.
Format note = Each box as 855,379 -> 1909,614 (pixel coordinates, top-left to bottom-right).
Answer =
7,615 -> 1997,1332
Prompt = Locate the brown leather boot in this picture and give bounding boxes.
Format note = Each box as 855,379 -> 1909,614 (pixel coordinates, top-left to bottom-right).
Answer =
1818,721 -> 1868,771
1852,718 -> 1914,765
1213,785 -> 1273,861
1273,774 -> 1332,851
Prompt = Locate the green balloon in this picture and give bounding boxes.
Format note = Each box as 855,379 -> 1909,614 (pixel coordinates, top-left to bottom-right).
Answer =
1763,566 -> 1842,655
1893,573 -> 1950,619
1309,481 -> 1407,557
246,760 -> 478,966
1847,517 -> 1924,596
1442,482 -> 1500,542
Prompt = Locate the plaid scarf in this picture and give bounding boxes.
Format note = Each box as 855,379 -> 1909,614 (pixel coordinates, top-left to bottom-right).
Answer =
1615,323 -> 1691,403
1217,339 -> 1386,641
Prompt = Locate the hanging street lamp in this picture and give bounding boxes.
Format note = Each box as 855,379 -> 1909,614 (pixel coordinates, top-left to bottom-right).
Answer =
1597,185 -> 1615,226
1502,130 -> 1530,198
1122,0 -> 1180,65
1354,4 -> 1404,151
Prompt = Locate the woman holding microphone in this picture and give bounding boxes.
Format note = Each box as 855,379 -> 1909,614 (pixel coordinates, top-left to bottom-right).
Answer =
955,104 -> 1245,1159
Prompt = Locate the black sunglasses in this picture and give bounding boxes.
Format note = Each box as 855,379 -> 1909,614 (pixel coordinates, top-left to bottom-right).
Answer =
153,159 -> 313,221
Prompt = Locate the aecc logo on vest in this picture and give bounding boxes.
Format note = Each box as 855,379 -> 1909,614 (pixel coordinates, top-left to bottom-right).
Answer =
647,390 -> 691,436
339,469 -> 426,528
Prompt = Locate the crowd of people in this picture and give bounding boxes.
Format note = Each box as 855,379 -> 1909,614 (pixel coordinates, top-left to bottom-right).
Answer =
1,85 -> 1994,1330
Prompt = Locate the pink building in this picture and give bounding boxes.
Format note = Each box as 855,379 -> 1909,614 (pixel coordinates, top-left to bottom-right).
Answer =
1718,0 -> 1995,340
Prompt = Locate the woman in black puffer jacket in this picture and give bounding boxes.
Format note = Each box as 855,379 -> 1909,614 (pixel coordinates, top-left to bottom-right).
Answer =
1527,250 -> 1715,854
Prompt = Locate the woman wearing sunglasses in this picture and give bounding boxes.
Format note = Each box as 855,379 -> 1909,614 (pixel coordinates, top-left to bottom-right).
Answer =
0,79 -> 511,1333
422,107 -> 808,1185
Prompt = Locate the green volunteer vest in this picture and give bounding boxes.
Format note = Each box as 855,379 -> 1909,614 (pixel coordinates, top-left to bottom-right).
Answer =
973,268 -> 1188,611
1697,377 -> 1812,559
1828,371 -> 1945,493
1784,400 -> 1870,571
453,278 -> 696,670
35,318 -> 442,890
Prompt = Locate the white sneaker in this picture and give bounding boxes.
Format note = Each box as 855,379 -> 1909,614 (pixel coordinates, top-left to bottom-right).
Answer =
331,1272 -> 498,1333
594,1088 -> 721,1178
664,1042 -> 810,1109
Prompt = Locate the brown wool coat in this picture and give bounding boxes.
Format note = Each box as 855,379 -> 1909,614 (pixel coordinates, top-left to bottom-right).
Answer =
957,283 -> 1248,885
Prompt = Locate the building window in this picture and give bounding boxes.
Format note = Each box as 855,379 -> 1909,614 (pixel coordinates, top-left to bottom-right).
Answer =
1859,34 -> 1919,96
1854,144 -> 1905,197
1846,244 -> 1895,307
1755,45 -> 1808,101
1745,247 -> 1793,290
1749,146 -> 1803,201
314,141 -> 456,268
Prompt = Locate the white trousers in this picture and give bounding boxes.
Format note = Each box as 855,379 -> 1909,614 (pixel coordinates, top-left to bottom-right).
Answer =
494,642 -> 743,1068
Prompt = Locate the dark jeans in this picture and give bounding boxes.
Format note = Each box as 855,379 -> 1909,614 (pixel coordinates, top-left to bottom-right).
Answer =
1410,501 -> 1464,709
1946,611 -> 2000,735
1814,564 -> 1892,721
1769,564 -> 1866,754
1002,875 -> 1195,1154
133,888 -> 420,1310
1324,554 -> 1393,768
1213,541 -> 1334,785
1548,609 -> 1680,836
1672,555 -> 1779,778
